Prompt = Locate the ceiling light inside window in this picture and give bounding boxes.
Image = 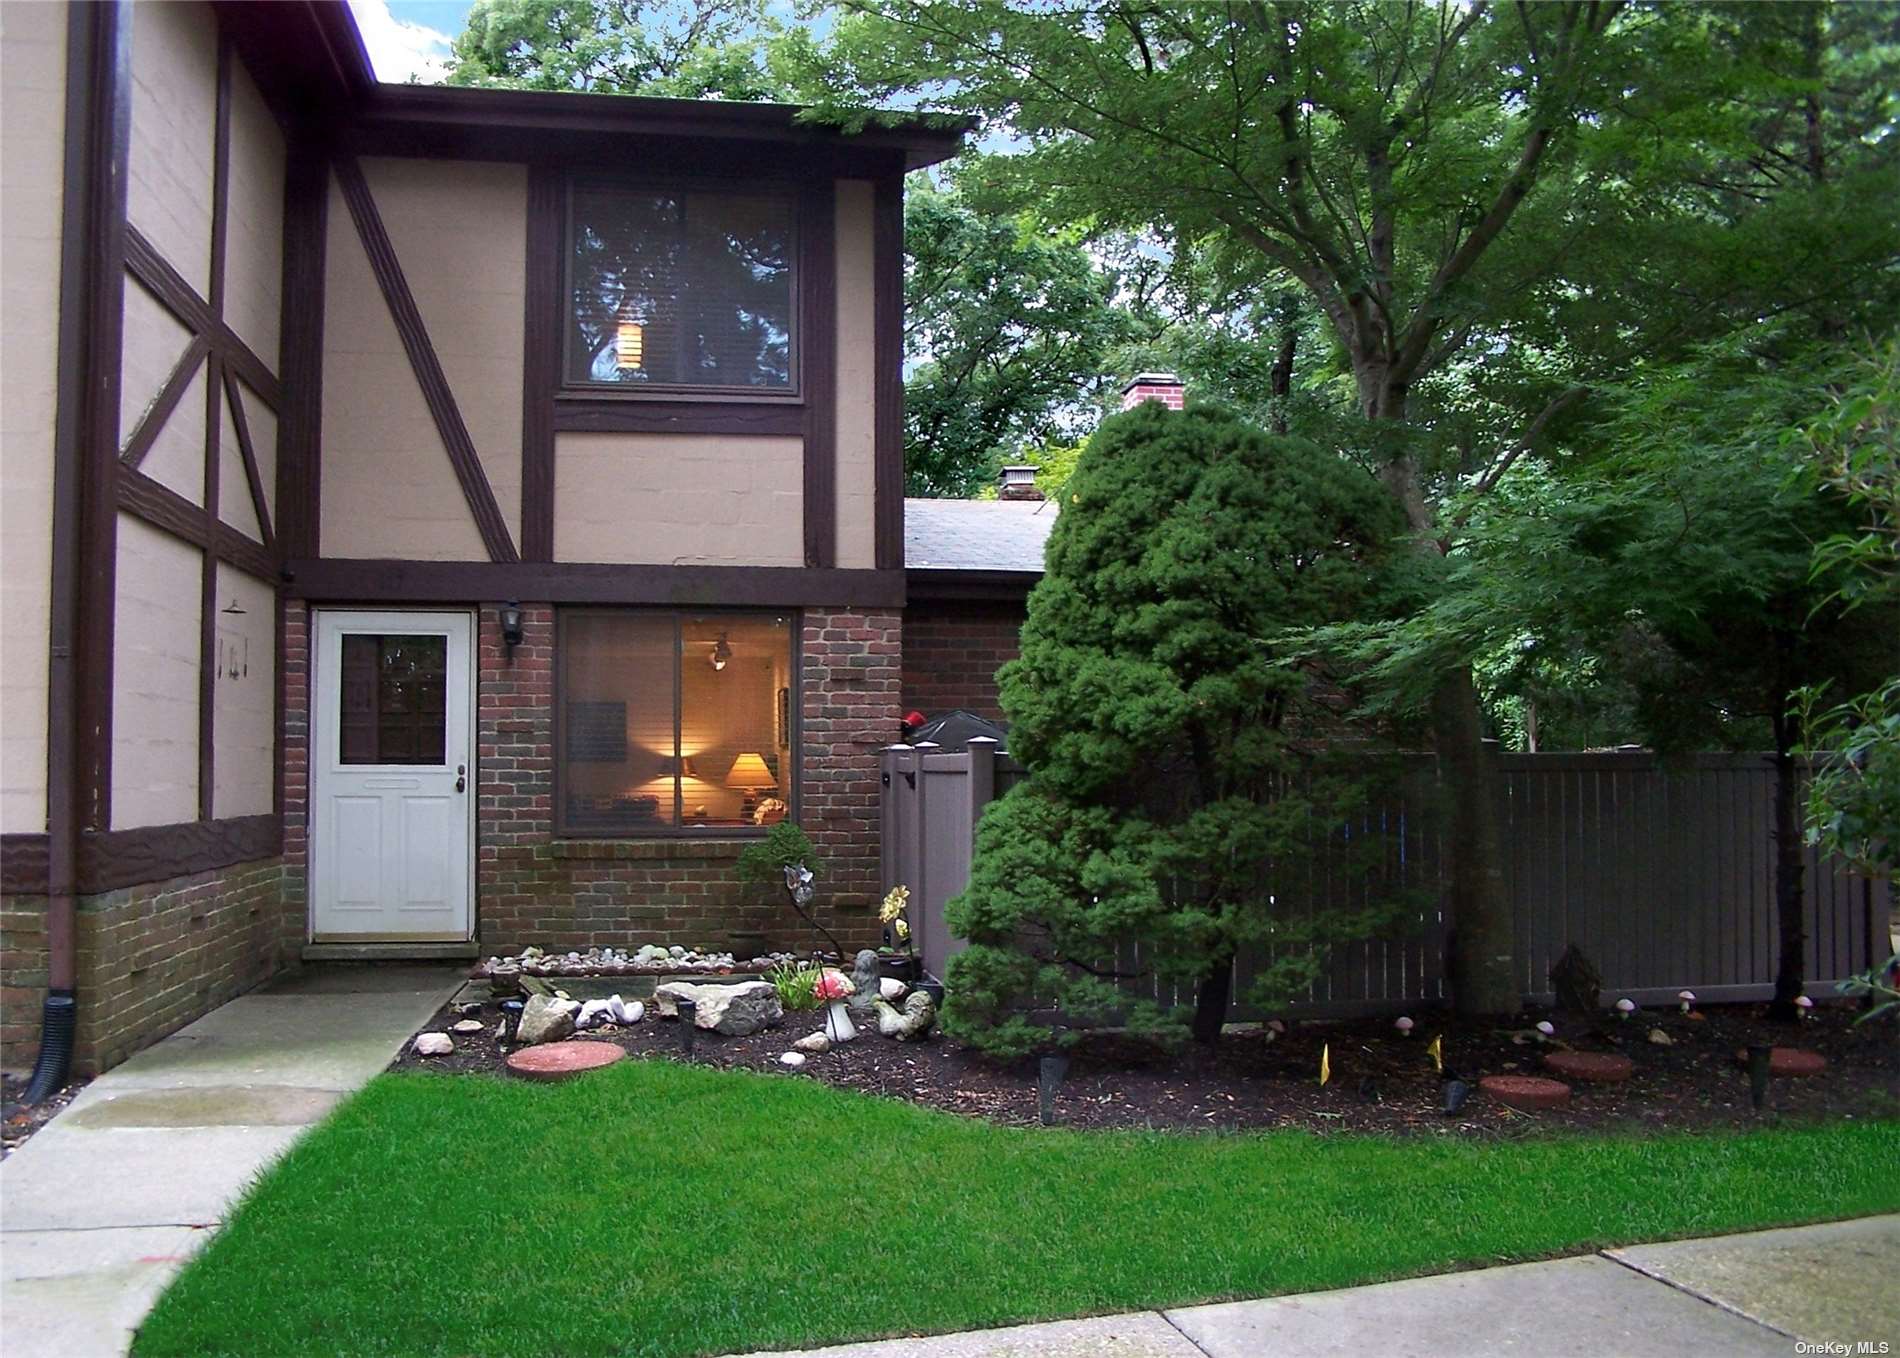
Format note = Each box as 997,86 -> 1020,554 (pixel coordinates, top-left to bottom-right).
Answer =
711,633 -> 731,671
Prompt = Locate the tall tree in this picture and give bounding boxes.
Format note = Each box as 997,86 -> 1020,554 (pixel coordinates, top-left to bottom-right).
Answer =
447,0 -> 792,98
903,183 -> 1155,496
806,1 -> 1900,1010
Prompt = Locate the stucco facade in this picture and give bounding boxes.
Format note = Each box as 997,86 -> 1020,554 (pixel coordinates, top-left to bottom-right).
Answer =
0,0 -> 965,1076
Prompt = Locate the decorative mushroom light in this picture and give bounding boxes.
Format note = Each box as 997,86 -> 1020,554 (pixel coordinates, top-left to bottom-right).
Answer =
1615,997 -> 1637,1019
1795,994 -> 1815,1020
1394,1015 -> 1415,1037
1678,990 -> 1696,1014
1535,1020 -> 1555,1039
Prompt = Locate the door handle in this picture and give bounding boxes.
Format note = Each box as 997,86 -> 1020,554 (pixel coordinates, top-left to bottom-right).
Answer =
455,764 -> 466,793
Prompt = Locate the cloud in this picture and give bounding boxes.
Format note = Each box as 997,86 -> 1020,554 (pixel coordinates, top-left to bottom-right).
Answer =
348,0 -> 454,85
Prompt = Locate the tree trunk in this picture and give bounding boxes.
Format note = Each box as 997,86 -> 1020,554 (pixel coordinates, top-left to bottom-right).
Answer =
1364,374 -> 1522,1016
1434,673 -> 1520,1014
1191,949 -> 1234,1044
1768,709 -> 1808,1021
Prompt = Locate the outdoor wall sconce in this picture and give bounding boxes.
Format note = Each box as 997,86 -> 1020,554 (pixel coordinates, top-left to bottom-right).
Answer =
499,601 -> 524,652
710,632 -> 731,671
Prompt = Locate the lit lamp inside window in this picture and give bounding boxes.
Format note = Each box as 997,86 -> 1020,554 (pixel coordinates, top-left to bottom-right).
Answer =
725,752 -> 776,822
615,309 -> 645,371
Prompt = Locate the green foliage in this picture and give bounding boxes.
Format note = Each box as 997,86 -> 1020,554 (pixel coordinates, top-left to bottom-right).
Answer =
735,821 -> 816,886
1837,952 -> 1900,1026
944,404 -> 1407,1054
765,960 -> 823,1012
447,0 -> 793,97
902,183 -> 1152,497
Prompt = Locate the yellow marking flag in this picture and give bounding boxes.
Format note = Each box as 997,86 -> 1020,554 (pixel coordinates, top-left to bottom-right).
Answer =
1319,1042 -> 1331,1087
1427,1034 -> 1444,1074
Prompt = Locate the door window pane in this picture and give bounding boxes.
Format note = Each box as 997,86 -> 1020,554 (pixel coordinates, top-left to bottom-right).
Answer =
339,635 -> 446,765
566,184 -> 795,391
558,612 -> 793,835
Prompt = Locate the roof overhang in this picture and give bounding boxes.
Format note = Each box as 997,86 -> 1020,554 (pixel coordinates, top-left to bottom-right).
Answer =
906,569 -> 1041,603
216,2 -> 971,173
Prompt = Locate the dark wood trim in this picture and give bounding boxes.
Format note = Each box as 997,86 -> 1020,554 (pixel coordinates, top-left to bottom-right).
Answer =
873,174 -> 905,572
124,226 -> 282,410
119,468 -> 276,583
905,568 -> 1040,603
551,399 -> 805,437
210,31 -> 232,314
199,355 -> 222,821
76,815 -> 281,894
118,335 -> 210,469
331,155 -> 520,564
520,165 -> 560,561
282,558 -> 908,609
223,365 -> 276,554
73,1 -> 135,839
799,182 -> 836,569
0,835 -> 52,894
278,149 -> 327,560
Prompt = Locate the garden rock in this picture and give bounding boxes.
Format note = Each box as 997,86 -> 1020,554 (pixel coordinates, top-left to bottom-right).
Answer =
653,980 -> 783,1035
450,1018 -> 485,1035
1647,1027 -> 1674,1046
413,1032 -> 454,1057
874,990 -> 937,1041
792,1032 -> 832,1054
779,1051 -> 807,1068
516,994 -> 579,1046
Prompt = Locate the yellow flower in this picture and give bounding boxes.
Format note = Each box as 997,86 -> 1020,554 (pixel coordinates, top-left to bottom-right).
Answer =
879,884 -> 910,924
894,918 -> 910,942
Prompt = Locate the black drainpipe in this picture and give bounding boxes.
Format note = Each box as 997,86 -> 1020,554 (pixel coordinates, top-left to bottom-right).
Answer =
27,1 -> 127,1103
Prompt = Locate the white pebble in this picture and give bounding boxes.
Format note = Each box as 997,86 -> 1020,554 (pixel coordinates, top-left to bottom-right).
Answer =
779,1051 -> 807,1068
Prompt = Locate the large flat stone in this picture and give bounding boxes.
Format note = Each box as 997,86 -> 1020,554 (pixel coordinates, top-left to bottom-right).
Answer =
0,1123 -> 307,1230
0,1226 -> 210,1358
1608,1215 -> 1900,1344
744,1313 -> 1205,1358
1166,1256 -> 1787,1358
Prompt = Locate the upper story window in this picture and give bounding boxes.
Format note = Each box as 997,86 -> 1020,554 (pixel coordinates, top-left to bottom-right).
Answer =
565,181 -> 797,396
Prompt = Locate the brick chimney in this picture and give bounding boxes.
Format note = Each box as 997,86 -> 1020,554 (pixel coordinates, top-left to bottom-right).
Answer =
1121,372 -> 1185,411
996,465 -> 1044,501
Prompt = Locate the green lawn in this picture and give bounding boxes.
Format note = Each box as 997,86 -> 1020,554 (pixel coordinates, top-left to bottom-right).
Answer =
135,1060 -> 1900,1358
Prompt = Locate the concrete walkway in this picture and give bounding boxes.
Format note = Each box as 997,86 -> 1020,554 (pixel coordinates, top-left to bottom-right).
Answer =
754,1215 -> 1900,1358
0,964 -> 459,1358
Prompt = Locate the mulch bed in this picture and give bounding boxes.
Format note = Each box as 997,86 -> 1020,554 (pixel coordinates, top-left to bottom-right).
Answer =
2,1072 -> 90,1159
392,997 -> 1900,1136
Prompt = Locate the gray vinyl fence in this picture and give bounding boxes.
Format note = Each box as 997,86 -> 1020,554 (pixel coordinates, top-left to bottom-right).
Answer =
879,742 -> 1890,1015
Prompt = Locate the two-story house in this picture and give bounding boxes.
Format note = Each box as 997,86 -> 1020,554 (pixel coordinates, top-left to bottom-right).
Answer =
0,0 -> 966,1080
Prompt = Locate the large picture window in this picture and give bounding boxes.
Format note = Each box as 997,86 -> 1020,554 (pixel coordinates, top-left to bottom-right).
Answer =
557,611 -> 795,836
565,181 -> 797,394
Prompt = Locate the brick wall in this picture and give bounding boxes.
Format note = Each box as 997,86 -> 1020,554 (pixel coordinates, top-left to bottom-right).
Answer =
0,893 -> 51,1069
902,599 -> 1027,723
475,604 -> 896,960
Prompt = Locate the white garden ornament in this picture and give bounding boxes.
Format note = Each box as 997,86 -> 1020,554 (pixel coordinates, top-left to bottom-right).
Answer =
1394,1016 -> 1414,1036
1615,997 -> 1636,1019
1677,990 -> 1696,1014
1795,994 -> 1815,1019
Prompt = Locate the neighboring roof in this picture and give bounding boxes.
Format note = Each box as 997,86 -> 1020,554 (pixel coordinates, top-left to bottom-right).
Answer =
904,497 -> 1058,573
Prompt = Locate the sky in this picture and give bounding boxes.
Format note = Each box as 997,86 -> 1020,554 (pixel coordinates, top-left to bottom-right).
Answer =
347,0 -> 471,83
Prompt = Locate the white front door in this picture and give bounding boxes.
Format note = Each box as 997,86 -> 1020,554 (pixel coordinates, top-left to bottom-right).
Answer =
311,610 -> 474,941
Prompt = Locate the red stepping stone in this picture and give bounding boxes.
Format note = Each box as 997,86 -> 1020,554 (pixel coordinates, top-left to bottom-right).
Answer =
1544,1050 -> 1634,1083
1481,1074 -> 1572,1112
505,1041 -> 626,1082
1734,1047 -> 1828,1078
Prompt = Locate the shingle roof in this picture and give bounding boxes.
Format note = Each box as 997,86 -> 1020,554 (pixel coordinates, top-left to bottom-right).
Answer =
903,497 -> 1058,573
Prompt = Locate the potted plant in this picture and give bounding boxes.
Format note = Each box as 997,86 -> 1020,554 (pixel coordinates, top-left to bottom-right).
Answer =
877,885 -> 921,982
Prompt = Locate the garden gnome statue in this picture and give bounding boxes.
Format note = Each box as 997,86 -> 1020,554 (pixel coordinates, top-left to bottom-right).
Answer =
848,949 -> 881,1016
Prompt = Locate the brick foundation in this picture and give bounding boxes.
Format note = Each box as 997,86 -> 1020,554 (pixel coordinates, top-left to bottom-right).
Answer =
901,599 -> 1026,723
475,604 -> 899,960
2,858 -> 295,1074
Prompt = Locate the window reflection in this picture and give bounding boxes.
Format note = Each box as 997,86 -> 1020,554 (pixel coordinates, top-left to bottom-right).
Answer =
566,184 -> 795,392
